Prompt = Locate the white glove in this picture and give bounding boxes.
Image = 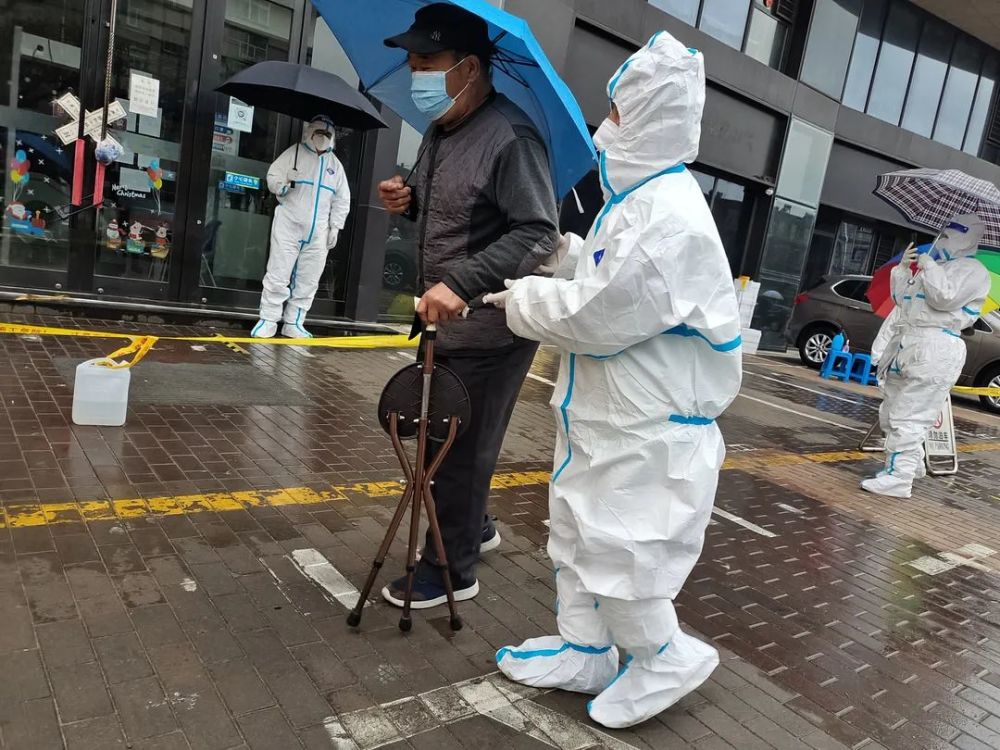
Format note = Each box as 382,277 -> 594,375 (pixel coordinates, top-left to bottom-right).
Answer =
901,242 -> 919,267
327,229 -> 339,250
483,279 -> 515,310
917,250 -> 936,270
537,233 -> 571,276
288,167 -> 308,184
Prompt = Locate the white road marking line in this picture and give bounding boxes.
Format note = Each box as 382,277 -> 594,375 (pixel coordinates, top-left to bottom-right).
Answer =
744,370 -> 865,406
527,372 -> 556,387
906,556 -> 955,576
334,673 -> 639,750
738,393 -> 866,433
712,508 -> 777,538
776,503 -> 804,515
906,545 -> 996,576
290,548 -> 362,609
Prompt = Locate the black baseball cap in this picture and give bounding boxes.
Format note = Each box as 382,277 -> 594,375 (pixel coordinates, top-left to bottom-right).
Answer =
384,3 -> 493,57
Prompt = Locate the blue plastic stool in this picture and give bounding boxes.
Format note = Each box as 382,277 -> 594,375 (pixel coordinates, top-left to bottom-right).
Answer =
849,353 -> 878,386
821,350 -> 853,381
820,333 -> 853,381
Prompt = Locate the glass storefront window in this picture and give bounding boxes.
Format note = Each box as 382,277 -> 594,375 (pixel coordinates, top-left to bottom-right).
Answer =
866,1 -> 920,125
753,199 -> 818,349
648,0 -> 700,26
379,122 -> 423,321
699,0 -> 751,51
93,0 -> 194,290
305,17 -> 364,311
753,118 -> 832,350
900,19 -> 954,138
777,119 -> 834,208
712,178 -> 749,275
691,169 -> 715,201
933,37 -> 983,150
1,3 -> 85,277
688,168 -> 752,276
800,0 -> 862,99
829,221 -> 875,276
842,0 -> 888,110
198,0 -> 292,295
744,7 -> 787,70
964,56 -> 998,156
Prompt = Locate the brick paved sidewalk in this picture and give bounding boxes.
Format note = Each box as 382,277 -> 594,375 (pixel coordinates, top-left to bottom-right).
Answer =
1,313 -> 999,749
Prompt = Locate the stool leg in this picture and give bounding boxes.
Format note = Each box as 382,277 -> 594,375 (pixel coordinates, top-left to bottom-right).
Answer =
419,418 -> 463,632
348,414 -> 414,628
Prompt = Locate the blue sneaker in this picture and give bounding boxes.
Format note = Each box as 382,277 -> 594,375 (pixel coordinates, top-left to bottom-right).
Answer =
381,569 -> 479,610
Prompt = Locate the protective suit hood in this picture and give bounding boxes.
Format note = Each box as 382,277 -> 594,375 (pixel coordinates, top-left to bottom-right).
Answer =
600,32 -> 704,198
935,213 -> 984,259
305,115 -> 336,154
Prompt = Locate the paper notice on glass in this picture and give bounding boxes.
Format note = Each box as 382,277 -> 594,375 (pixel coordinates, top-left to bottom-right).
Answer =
228,98 -> 254,133
128,73 -> 160,118
55,121 -> 80,145
83,101 -> 129,140
55,93 -> 81,120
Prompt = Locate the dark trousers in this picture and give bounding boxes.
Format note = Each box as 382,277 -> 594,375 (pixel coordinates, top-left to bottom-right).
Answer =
419,342 -> 538,587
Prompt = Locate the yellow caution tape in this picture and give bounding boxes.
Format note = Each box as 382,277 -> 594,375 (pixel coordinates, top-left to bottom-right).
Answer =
102,336 -> 158,369
953,385 -> 1000,398
0,322 -> 417,368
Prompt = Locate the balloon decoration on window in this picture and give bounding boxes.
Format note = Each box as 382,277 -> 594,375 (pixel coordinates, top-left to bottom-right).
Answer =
9,149 -> 31,202
146,159 -> 163,215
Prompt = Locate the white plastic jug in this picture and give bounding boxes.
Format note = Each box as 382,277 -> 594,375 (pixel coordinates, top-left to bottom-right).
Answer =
72,359 -> 131,426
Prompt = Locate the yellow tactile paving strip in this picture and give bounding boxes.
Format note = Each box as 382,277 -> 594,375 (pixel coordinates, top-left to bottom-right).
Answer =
2,444 -> 997,531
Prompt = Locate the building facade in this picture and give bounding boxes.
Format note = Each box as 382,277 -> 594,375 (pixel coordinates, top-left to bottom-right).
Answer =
3,0 -> 1000,346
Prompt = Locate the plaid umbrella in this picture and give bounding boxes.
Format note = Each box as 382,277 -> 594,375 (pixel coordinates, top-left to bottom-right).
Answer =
874,168 -> 1000,249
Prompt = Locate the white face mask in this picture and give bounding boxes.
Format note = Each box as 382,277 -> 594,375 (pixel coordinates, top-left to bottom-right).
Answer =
311,132 -> 333,153
593,118 -> 620,153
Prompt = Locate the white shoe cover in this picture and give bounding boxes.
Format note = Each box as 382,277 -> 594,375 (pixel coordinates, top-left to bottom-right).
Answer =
587,630 -> 719,729
281,322 -> 313,339
861,474 -> 912,499
251,320 -> 277,339
496,636 -> 620,695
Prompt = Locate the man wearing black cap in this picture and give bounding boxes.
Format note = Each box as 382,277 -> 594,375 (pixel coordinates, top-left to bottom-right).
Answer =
378,3 -> 558,609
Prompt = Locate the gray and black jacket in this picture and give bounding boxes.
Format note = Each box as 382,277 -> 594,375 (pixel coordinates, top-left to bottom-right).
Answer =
408,92 -> 558,353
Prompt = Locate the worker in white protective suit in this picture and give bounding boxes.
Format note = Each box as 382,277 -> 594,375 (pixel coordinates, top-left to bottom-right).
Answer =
252,115 -> 351,339
863,215 -> 990,498
485,32 -> 743,730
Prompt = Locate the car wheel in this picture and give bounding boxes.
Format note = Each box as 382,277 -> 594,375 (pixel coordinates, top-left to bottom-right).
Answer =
382,254 -> 414,292
977,365 -> 1000,415
799,326 -> 837,369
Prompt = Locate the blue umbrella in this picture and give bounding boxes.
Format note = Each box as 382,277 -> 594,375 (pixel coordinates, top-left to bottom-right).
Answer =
310,0 -> 596,198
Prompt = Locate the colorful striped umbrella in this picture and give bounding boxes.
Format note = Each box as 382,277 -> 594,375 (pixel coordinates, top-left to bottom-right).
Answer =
867,245 -> 1000,318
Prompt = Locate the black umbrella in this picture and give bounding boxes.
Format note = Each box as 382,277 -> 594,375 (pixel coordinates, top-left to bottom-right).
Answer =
217,61 -> 387,131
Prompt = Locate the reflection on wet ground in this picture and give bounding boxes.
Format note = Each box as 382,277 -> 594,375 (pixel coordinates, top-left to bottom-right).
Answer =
0,315 -> 999,749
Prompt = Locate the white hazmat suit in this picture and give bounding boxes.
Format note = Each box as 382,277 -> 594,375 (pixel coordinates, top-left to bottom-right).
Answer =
492,32 -> 743,729
253,116 -> 351,339
863,215 -> 990,498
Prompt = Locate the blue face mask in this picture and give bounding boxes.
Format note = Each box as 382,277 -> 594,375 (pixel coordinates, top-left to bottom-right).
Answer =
411,59 -> 473,121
